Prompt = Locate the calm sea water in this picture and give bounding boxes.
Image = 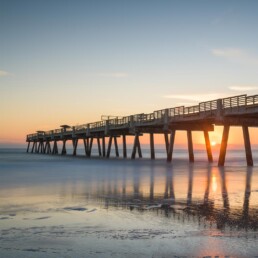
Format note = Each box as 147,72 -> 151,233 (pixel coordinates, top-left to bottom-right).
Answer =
1,148 -> 258,257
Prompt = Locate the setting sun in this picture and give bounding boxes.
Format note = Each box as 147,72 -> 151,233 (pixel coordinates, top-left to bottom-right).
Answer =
211,141 -> 217,146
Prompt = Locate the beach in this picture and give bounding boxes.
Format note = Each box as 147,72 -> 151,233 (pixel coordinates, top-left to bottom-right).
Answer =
1,148 -> 258,257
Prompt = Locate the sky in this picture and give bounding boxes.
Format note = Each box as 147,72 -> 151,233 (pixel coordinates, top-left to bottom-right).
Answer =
1,0 -> 258,147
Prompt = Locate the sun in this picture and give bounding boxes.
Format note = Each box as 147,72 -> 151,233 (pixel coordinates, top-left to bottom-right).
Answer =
211,141 -> 217,146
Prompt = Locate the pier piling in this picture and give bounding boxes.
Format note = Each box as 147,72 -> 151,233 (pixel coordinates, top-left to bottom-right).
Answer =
122,135 -> 127,158
114,137 -> 119,157
242,126 -> 253,166
150,133 -> 155,160
61,140 -> 67,155
218,125 -> 230,166
102,137 -> 106,157
187,130 -> 194,163
167,130 -> 176,162
204,131 -> 213,162
107,136 -> 113,158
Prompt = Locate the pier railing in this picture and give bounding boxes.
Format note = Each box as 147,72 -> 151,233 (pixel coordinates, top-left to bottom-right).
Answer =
27,94 -> 258,141
246,95 -> 258,106
222,94 -> 246,109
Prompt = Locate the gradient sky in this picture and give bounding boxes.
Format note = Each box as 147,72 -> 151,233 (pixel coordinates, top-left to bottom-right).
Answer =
1,0 -> 258,146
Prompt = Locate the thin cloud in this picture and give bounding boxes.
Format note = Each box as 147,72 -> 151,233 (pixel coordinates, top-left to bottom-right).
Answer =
212,48 -> 244,58
211,48 -> 258,65
175,102 -> 197,106
98,72 -> 128,78
0,70 -> 11,77
163,93 -> 224,102
229,86 -> 258,91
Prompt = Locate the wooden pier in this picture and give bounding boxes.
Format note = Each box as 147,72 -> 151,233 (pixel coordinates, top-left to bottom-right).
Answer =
26,94 -> 258,166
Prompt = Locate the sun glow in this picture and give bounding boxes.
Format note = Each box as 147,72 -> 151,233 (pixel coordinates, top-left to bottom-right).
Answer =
211,141 -> 217,146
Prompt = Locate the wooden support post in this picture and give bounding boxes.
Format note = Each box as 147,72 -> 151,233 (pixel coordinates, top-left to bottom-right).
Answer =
61,140 -> 67,155
43,142 -> 46,153
31,142 -> 35,153
38,142 -> 42,153
107,136 -> 113,158
46,142 -> 50,153
122,134 -> 127,158
131,135 -> 138,159
72,139 -> 78,156
36,142 -> 39,153
218,125 -> 230,166
55,141 -> 58,154
52,141 -> 55,154
102,137 -> 106,157
167,130 -> 176,162
131,134 -> 142,159
137,135 -> 142,158
88,138 -> 93,157
84,138 -> 89,157
45,142 -> 48,154
43,142 -> 47,153
187,130 -> 194,163
150,133 -> 155,159
204,131 -> 213,162
34,142 -> 37,153
40,142 -> 44,153
164,133 -> 169,155
52,140 -> 58,154
242,126 -> 253,166
86,138 -> 89,156
72,139 -> 75,154
26,142 -> 31,153
83,138 -> 88,156
38,142 -> 41,153
97,137 -> 102,156
114,137 -> 119,157
47,142 -> 51,154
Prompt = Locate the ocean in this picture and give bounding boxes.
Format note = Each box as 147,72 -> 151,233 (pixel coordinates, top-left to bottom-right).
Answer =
0,148 -> 258,257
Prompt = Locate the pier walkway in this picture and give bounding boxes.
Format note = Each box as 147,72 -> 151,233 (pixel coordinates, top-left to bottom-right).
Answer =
26,94 -> 258,166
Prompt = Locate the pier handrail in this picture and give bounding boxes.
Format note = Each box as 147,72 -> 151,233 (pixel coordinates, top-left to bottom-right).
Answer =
246,94 -> 258,106
199,99 -> 217,112
169,106 -> 185,117
222,94 -> 247,109
183,105 -> 200,115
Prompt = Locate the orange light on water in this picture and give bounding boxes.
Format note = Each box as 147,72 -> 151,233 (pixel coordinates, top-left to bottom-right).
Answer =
212,174 -> 217,193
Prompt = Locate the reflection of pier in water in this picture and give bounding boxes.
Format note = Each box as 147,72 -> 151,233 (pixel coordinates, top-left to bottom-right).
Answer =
89,167 -> 258,232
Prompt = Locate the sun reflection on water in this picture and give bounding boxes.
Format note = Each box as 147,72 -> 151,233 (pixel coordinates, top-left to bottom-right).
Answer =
212,174 -> 217,193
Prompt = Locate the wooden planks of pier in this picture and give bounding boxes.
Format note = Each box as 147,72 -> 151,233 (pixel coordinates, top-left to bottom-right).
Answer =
26,94 -> 258,166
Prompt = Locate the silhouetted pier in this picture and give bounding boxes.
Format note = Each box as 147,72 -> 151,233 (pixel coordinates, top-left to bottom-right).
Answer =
26,94 -> 258,166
